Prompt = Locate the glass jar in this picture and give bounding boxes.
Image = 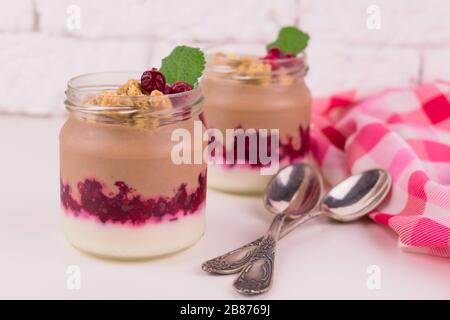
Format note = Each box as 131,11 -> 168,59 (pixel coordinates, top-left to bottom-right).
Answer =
60,72 -> 207,259
202,46 -> 311,194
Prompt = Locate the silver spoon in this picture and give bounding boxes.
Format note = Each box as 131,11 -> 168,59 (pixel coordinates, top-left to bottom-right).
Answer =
233,168 -> 392,295
202,163 -> 322,275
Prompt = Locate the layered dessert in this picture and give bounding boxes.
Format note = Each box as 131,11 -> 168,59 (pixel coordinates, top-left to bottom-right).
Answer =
202,27 -> 312,194
60,46 -> 207,259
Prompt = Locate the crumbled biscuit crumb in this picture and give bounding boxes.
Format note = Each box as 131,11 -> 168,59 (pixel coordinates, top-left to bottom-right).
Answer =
212,52 -> 298,86
117,79 -> 146,96
85,79 -> 172,129
236,57 -> 270,75
213,53 -> 271,85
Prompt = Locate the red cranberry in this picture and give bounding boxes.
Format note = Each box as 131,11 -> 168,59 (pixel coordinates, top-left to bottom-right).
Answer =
262,47 -> 285,70
262,48 -> 299,70
261,55 -> 280,70
267,47 -> 283,58
171,81 -> 193,93
141,68 -> 166,93
163,84 -> 173,94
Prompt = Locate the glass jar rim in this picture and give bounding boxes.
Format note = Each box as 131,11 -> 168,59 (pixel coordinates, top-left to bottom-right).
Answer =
67,71 -> 201,104
203,43 -> 307,59
65,71 -> 203,125
203,43 -> 308,79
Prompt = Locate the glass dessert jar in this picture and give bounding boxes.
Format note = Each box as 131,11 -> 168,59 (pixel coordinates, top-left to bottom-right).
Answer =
202,47 -> 311,194
60,72 -> 207,259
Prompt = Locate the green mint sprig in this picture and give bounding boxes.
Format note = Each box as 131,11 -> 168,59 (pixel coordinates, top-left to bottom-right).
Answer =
160,45 -> 206,86
267,26 -> 310,55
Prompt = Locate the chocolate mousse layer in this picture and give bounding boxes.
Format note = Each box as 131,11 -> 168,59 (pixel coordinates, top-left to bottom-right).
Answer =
60,114 -> 206,225
202,75 -> 311,166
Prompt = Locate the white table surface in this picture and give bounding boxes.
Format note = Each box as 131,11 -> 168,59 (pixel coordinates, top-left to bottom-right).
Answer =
0,115 -> 448,300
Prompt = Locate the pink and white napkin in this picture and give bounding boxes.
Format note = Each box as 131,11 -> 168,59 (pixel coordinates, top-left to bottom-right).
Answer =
310,81 -> 450,257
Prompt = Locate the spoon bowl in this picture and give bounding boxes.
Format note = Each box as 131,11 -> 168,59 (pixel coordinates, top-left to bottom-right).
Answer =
264,163 -> 322,218
321,169 -> 391,222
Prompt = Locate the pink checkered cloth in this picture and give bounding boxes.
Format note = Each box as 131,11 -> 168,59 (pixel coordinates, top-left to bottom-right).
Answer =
310,81 -> 450,258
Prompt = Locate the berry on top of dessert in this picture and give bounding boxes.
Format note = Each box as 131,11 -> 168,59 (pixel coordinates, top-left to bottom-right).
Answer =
141,68 -> 166,93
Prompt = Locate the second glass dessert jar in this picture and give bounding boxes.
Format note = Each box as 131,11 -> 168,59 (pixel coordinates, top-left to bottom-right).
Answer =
201,46 -> 312,194
60,72 -> 207,259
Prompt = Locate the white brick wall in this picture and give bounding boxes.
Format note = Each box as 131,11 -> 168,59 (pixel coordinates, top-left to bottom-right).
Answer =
0,0 -> 448,115
0,34 -> 151,114
300,0 -> 450,47
36,0 -> 298,42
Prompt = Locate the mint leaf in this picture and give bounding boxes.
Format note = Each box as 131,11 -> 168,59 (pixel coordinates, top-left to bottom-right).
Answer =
160,45 -> 205,86
267,26 -> 310,55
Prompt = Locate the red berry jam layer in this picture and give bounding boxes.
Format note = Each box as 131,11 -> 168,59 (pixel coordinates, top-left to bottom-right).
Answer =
61,172 -> 206,225
209,126 -> 309,169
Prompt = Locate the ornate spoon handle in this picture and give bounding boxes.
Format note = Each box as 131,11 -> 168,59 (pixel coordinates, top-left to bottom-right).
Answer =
232,213 -> 284,295
201,211 -> 319,275
201,237 -> 264,275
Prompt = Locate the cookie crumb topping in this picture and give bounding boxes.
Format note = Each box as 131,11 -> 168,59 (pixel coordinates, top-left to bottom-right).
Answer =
85,79 -> 173,129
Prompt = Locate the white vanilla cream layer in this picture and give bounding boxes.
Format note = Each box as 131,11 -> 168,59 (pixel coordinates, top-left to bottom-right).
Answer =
207,165 -> 273,194
62,210 -> 205,259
